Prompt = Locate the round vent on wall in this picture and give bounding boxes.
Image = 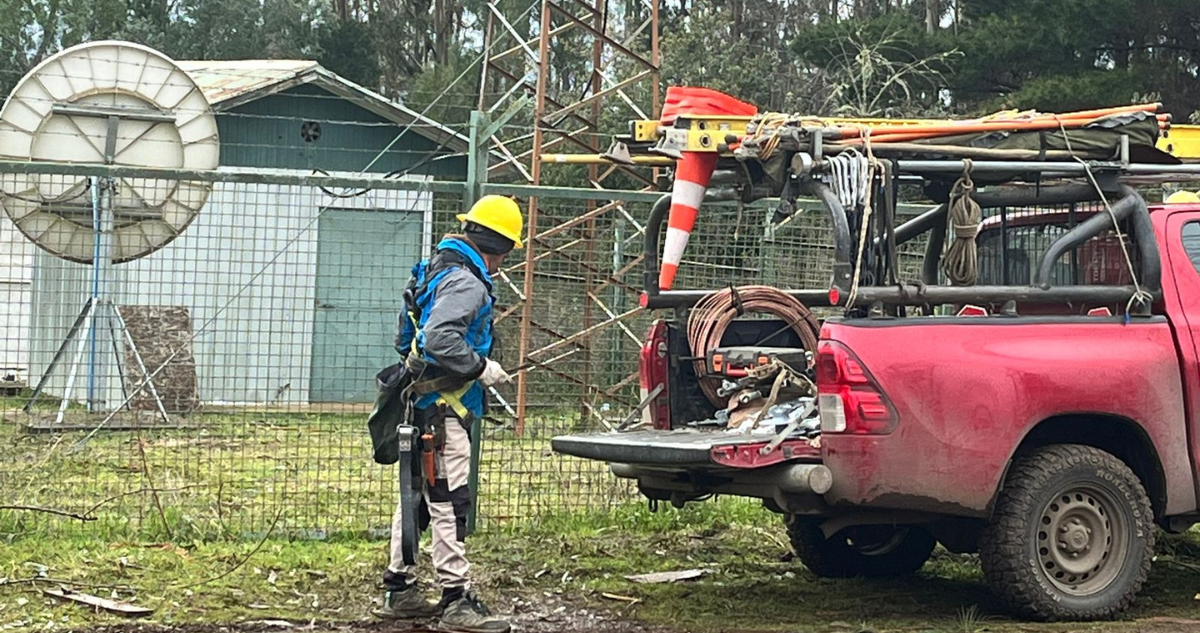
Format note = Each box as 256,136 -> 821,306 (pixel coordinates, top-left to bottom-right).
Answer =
301,120 -> 322,142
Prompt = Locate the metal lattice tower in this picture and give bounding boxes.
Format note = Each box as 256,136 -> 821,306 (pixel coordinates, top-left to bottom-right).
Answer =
478,0 -> 662,431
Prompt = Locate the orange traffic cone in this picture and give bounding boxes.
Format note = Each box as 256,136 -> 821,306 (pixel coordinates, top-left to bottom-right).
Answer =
656,87 -> 757,291
659,151 -> 717,290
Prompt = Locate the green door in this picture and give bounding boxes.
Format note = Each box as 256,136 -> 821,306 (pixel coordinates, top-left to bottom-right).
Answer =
311,209 -> 424,402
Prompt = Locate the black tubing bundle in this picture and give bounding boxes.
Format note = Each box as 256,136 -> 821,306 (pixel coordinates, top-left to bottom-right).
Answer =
686,285 -> 821,407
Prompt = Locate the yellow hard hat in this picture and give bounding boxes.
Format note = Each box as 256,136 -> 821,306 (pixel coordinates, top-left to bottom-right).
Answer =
1166,190 -> 1200,204
457,195 -> 524,248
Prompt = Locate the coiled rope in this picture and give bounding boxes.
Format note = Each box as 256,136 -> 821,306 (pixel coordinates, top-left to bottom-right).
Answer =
745,112 -> 790,160
687,285 -> 821,407
942,159 -> 982,286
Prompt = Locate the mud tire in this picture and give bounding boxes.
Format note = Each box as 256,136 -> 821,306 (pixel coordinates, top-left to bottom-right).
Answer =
979,444 -> 1154,621
786,516 -> 936,578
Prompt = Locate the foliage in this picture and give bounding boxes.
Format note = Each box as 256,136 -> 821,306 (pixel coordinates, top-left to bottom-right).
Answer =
403,47 -> 483,130
0,0 -> 1198,186
948,0 -> 1200,114
317,17 -> 379,90
3,1 -> 1198,131
4,501 -> 1200,631
798,23 -> 960,117
660,1 -> 823,114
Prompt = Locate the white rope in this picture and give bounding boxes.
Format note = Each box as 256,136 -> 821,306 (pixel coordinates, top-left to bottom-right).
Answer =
1054,116 -> 1152,317
844,129 -> 878,309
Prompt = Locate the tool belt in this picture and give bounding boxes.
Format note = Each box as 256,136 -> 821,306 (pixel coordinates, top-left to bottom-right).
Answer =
404,353 -> 476,425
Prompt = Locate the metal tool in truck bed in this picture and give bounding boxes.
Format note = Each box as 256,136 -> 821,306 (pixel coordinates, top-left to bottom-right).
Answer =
548,88 -> 1200,622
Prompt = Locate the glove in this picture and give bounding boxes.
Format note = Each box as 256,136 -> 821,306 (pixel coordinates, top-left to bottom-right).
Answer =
480,359 -> 512,386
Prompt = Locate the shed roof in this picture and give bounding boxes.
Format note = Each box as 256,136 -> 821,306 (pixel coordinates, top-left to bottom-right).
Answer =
176,60 -> 471,153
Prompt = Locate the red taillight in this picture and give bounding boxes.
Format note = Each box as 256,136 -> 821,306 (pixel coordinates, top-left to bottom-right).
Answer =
816,340 -> 898,435
639,320 -> 671,429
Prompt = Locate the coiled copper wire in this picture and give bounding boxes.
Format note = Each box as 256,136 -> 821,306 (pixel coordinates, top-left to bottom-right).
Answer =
686,285 -> 821,407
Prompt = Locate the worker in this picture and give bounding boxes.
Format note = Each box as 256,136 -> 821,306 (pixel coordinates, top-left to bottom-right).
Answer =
1166,190 -> 1200,203
373,195 -> 524,633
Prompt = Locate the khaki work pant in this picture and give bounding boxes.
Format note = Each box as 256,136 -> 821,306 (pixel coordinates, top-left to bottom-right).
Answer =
387,412 -> 473,588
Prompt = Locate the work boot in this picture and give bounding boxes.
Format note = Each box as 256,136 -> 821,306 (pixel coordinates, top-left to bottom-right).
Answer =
438,590 -> 511,633
372,584 -> 442,620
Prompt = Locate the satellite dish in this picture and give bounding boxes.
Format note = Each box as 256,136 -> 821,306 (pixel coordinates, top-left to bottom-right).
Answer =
0,40 -> 219,263
3,41 -> 221,424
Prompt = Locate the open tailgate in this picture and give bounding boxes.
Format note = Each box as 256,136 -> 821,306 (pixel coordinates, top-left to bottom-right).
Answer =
552,429 -> 821,469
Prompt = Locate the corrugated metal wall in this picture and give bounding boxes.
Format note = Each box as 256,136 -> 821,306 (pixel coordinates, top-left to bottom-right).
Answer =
216,84 -> 468,178
0,216 -> 32,382
26,172 -> 433,405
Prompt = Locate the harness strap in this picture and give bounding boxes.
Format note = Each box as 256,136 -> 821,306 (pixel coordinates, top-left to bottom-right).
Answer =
435,384 -> 473,421
405,252 -> 481,423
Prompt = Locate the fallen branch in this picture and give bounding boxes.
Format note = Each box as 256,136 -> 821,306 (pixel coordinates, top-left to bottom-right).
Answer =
1159,556 -> 1200,574
0,577 -> 137,592
0,505 -> 96,522
600,592 -> 641,605
82,484 -> 204,517
173,508 -> 284,591
43,587 -> 153,617
1,485 -> 205,524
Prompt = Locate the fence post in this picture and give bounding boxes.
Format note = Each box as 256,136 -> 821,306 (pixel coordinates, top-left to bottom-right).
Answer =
466,110 -> 489,535
466,110 -> 490,209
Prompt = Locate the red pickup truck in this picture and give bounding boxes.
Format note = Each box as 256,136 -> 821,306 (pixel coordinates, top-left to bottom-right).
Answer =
553,177 -> 1200,621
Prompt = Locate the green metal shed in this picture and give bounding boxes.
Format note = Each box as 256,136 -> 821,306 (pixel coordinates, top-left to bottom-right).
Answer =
173,61 -> 469,404
178,60 -> 470,177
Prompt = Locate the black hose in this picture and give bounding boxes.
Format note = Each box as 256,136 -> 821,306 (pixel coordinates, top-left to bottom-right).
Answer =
643,193 -> 672,296
806,180 -> 854,290
1035,190 -> 1139,289
922,211 -> 948,286
1123,185 -> 1161,293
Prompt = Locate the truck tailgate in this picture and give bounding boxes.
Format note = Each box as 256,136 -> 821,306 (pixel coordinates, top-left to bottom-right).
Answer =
552,429 -> 821,468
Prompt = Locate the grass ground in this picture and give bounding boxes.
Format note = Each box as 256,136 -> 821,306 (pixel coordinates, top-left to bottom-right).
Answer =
4,400 -> 1200,632
0,398 -> 628,540
2,499 -> 1200,633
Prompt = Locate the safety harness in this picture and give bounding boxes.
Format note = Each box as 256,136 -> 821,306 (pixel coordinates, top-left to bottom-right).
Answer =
402,249 -> 484,425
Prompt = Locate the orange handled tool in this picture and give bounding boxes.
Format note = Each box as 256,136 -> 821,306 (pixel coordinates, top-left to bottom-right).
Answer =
421,432 -> 437,482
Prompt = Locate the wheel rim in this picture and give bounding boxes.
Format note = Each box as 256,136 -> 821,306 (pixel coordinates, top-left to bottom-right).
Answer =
1036,484 -> 1127,596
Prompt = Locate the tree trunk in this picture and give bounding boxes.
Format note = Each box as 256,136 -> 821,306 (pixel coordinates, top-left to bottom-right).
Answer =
925,0 -> 938,34
731,0 -> 743,40
433,0 -> 452,66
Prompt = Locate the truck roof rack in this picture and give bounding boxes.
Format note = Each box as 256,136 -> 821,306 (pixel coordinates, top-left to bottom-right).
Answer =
641,172 -> 1167,313
545,90 -> 1200,315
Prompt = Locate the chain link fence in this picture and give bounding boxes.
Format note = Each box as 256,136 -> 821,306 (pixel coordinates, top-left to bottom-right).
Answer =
0,162 -> 866,539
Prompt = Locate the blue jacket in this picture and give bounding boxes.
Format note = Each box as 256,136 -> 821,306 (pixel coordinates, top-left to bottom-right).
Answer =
397,237 -> 495,417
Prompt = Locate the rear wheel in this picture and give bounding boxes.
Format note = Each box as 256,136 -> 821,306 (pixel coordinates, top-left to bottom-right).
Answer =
786,516 -> 936,578
979,444 -> 1154,621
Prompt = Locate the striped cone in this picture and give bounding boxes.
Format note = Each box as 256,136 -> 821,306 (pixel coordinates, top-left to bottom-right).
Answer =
656,86 -> 756,291
659,150 -> 718,290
